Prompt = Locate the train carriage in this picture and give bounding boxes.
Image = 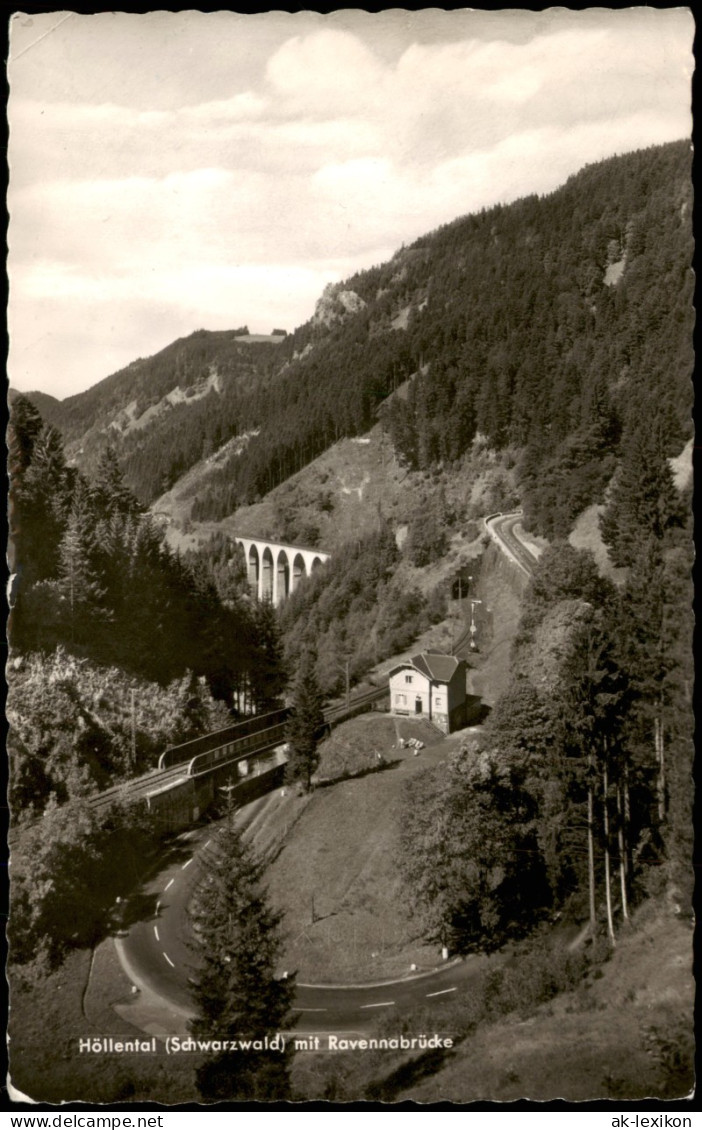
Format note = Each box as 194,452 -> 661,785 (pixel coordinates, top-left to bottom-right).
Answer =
158,707 -> 290,770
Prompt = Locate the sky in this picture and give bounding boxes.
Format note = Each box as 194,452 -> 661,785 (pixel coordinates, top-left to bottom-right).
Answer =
7,8 -> 694,400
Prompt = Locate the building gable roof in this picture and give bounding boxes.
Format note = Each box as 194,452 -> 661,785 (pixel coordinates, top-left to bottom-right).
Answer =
388,651 -> 464,685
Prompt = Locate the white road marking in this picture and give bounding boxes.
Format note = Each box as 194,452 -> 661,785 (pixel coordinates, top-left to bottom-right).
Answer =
182,859 -> 193,870
154,925 -> 160,941
296,1008 -> 327,1013
156,901 -> 161,913
204,840 -> 211,848
163,952 -> 175,968
360,1001 -> 395,1009
426,987 -> 457,998
164,879 -> 174,891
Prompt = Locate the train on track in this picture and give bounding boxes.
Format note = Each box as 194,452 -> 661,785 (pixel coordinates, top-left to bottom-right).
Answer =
158,708 -> 290,771
157,689 -> 389,778
184,719 -> 289,779
85,687 -> 389,825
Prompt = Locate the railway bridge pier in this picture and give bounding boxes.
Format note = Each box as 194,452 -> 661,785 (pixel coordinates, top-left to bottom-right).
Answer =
234,537 -> 330,606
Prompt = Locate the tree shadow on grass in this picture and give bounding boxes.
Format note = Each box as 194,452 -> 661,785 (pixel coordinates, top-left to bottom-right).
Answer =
470,703 -> 492,726
314,758 -> 403,789
108,833 -> 198,935
116,891 -> 161,931
364,1044 -> 458,1101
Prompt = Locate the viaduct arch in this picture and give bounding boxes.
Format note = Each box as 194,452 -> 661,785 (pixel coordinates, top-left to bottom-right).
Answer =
234,537 -> 330,606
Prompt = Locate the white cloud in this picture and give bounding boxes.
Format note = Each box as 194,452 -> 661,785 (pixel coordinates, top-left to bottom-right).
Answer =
265,29 -> 386,115
484,64 -> 543,104
183,92 -> 267,123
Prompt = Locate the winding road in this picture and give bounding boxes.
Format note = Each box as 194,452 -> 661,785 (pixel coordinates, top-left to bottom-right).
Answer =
116,794 -> 491,1035
114,512 -> 540,1037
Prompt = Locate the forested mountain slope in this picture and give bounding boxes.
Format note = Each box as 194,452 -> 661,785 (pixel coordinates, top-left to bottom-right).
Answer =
20,140 -> 692,541
182,139 -> 694,535
7,396 -> 286,716
18,328 -> 287,497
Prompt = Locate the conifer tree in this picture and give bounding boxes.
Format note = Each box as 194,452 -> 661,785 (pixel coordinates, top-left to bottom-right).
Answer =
599,415 -> 683,567
92,446 -> 143,518
556,612 -> 630,942
57,480 -> 107,643
249,600 -> 288,713
190,822 -> 295,1102
9,406 -> 72,587
285,653 -> 324,791
8,395 -> 44,477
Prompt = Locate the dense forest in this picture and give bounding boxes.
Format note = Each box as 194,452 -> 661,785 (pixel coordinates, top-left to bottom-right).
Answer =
401,493 -> 694,951
7,396 -> 289,967
188,141 -> 691,533
277,520 -> 451,697
7,398 -> 288,802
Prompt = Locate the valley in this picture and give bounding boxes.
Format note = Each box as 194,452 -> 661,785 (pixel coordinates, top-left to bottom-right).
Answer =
7,138 -> 694,1107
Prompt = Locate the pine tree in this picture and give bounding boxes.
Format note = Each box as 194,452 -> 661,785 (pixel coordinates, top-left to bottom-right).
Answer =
190,821 -> 295,1102
9,406 -> 72,587
92,446 -> 143,518
57,481 -> 107,644
285,654 -> 324,791
599,414 -> 683,567
556,612 -> 631,942
405,496 -> 449,567
249,600 -> 287,712
8,395 -> 43,478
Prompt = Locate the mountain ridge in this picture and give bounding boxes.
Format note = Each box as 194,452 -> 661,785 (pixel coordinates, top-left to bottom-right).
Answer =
17,139 -> 692,544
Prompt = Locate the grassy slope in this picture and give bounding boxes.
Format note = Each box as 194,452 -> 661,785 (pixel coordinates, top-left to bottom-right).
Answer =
8,945 -> 200,1105
568,503 -> 627,583
250,715 -> 475,982
155,422 -> 401,551
401,904 -> 694,1103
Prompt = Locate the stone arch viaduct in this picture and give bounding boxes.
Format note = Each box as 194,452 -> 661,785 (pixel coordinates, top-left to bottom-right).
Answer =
234,537 -> 330,606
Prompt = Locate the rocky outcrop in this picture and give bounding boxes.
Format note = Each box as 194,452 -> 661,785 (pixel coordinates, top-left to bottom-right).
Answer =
313,283 -> 367,327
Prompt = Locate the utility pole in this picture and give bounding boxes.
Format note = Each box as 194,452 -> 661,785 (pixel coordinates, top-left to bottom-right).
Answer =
334,649 -> 352,710
130,688 -> 136,773
468,599 -> 482,650
219,779 -> 235,829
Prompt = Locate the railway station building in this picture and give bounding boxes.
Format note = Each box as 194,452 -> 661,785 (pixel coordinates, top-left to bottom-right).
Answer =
388,652 -> 467,734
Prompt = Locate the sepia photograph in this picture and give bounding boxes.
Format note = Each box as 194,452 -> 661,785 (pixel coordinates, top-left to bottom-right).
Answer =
6,7 -> 695,1109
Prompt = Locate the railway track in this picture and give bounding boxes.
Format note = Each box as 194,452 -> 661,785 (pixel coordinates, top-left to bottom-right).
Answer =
322,685 -> 388,725
89,764 -> 188,814
13,519 -> 533,838
79,686 -> 389,819
484,510 -> 540,577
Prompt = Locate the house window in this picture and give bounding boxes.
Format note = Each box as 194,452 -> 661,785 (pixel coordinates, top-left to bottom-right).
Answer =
395,693 -> 406,706
434,696 -> 443,709
405,674 -> 413,684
